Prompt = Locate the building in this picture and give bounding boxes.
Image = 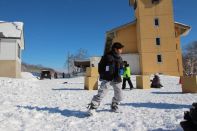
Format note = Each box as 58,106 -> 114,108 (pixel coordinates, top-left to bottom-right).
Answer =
74,57 -> 101,72
0,21 -> 25,78
90,57 -> 101,67
104,0 -> 191,76
74,59 -> 90,72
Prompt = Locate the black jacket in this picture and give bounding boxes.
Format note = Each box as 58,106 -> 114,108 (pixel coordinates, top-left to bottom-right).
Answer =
151,75 -> 163,88
98,51 -> 123,83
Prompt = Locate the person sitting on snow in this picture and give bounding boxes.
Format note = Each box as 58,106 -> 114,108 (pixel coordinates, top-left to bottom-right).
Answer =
151,74 -> 163,88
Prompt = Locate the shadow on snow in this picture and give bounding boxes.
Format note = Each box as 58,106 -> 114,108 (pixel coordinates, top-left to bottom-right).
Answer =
120,102 -> 191,109
62,82 -> 84,85
52,88 -> 84,91
17,105 -> 88,118
149,128 -> 176,131
151,92 -> 182,95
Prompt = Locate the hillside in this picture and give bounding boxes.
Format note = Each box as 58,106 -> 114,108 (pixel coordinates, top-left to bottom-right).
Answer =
22,62 -> 55,73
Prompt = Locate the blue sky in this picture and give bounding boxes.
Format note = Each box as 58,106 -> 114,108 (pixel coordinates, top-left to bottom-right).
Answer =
0,0 -> 196,70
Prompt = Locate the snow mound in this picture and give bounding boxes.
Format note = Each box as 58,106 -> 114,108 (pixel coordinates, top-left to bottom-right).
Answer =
13,22 -> 24,30
21,72 -> 38,81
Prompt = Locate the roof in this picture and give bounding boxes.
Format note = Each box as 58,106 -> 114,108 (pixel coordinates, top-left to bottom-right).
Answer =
0,21 -> 24,38
74,59 -> 90,62
74,59 -> 90,67
129,0 -> 135,6
0,21 -> 25,49
106,20 -> 191,37
174,22 -> 191,36
41,70 -> 51,72
106,20 -> 137,34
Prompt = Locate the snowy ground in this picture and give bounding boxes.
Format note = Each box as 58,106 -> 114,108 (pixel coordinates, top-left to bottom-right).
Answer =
0,73 -> 196,131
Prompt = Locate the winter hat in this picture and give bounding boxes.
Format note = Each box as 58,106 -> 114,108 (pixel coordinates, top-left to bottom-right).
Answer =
112,42 -> 124,50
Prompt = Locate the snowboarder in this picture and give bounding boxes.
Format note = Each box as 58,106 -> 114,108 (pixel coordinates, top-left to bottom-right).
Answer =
151,74 -> 163,88
87,42 -> 124,115
122,61 -> 134,90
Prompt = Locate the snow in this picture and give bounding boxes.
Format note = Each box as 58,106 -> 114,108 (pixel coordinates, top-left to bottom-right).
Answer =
13,22 -> 24,31
21,72 -> 38,81
0,21 -> 23,38
0,73 -> 196,131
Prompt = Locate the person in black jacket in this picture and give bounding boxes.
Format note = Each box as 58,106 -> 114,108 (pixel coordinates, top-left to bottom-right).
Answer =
151,74 -> 163,88
54,72 -> 58,79
62,72 -> 65,78
87,42 -> 124,114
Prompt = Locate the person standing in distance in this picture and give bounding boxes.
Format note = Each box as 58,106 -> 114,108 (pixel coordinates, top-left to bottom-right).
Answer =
122,61 -> 134,90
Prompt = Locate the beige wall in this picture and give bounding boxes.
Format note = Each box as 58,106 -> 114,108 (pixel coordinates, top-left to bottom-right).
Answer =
136,0 -> 174,16
16,60 -> 21,78
135,0 -> 182,76
175,27 -> 184,76
113,24 -> 138,54
140,52 -> 181,76
105,0 -> 185,76
0,60 -> 21,78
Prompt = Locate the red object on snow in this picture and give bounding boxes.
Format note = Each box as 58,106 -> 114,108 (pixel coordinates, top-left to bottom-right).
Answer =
179,77 -> 182,84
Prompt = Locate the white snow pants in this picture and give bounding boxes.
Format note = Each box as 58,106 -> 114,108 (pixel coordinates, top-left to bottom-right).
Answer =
91,80 -> 123,106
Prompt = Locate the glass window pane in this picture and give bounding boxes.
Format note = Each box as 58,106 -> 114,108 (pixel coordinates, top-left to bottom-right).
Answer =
156,38 -> 160,45
155,18 -> 159,26
157,55 -> 162,63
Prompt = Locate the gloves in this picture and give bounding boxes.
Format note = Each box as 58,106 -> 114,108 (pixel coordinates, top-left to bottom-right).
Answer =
119,68 -> 124,75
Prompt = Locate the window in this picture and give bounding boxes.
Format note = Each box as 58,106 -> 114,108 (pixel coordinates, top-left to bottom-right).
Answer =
157,54 -> 162,63
154,18 -> 159,26
152,0 -> 160,4
156,38 -> 160,45
18,44 -> 21,59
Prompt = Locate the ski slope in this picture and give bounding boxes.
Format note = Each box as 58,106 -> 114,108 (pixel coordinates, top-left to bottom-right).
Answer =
0,73 -> 196,131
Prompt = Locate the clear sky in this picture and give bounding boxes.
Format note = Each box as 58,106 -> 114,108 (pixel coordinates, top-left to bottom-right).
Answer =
0,0 -> 196,70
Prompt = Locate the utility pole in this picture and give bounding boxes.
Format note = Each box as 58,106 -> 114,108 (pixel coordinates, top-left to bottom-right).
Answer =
67,52 -> 70,77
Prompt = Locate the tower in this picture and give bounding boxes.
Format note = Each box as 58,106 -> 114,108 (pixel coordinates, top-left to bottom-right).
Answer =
130,0 -> 181,76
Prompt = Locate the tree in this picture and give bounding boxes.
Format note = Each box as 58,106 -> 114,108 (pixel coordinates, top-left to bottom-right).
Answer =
183,41 -> 197,75
75,48 -> 88,60
65,48 -> 89,75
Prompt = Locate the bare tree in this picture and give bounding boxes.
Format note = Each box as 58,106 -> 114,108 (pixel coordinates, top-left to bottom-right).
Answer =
65,49 -> 89,75
75,48 -> 88,60
67,53 -> 75,74
183,41 -> 197,75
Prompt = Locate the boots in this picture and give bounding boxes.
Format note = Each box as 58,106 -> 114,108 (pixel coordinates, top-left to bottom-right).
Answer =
87,102 -> 99,116
111,102 -> 119,112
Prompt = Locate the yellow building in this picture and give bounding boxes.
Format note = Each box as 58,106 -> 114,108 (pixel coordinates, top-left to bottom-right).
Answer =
104,0 -> 191,76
